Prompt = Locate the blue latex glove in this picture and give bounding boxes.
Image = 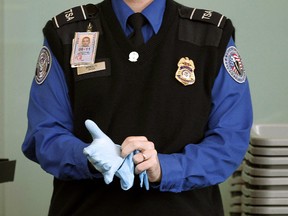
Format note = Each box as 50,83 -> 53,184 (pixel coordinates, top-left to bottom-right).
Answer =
83,120 -> 124,184
115,153 -> 134,190
116,151 -> 149,190
139,169 -> 149,190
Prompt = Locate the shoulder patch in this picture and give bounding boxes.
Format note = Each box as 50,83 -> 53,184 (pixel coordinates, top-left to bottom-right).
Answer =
35,46 -> 52,85
179,6 -> 227,29
52,4 -> 98,28
223,46 -> 246,83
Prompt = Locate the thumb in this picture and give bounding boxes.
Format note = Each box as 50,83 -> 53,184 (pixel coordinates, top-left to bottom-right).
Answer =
85,119 -> 106,140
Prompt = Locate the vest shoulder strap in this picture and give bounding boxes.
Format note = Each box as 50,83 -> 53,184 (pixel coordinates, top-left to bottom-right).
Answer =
179,6 -> 227,29
52,4 -> 99,28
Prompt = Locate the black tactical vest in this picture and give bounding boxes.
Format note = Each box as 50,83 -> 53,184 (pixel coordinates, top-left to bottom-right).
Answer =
43,0 -> 234,215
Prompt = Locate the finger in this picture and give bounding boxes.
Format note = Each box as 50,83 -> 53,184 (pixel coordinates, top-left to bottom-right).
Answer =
121,136 -> 148,149
121,137 -> 154,157
142,153 -> 148,161
135,161 -> 149,174
133,151 -> 147,164
85,119 -> 106,139
134,149 -> 157,173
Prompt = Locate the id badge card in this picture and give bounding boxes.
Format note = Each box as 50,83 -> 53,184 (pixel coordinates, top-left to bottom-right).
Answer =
70,32 -> 99,68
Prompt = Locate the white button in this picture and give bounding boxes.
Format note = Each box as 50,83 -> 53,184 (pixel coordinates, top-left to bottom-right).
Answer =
129,51 -> 139,62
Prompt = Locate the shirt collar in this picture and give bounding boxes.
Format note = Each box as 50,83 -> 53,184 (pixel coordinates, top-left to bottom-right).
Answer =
111,0 -> 166,34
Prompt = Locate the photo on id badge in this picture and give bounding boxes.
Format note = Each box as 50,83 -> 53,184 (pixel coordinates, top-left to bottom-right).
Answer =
71,32 -> 98,67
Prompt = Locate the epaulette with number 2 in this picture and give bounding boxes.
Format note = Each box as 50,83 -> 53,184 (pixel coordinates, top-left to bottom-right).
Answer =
179,6 -> 227,29
52,4 -> 98,29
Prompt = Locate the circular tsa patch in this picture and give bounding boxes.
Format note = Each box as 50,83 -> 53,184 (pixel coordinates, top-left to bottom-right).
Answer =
223,46 -> 246,83
35,46 -> 52,84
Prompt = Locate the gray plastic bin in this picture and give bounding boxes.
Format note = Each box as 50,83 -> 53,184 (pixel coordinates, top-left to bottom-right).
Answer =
250,124 -> 288,147
229,124 -> 288,215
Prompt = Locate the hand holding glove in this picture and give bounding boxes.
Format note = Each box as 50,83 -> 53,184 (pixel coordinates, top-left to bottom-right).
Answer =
83,119 -> 149,190
116,151 -> 149,190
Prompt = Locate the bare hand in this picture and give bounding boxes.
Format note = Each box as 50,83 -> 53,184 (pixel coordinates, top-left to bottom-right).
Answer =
121,136 -> 162,183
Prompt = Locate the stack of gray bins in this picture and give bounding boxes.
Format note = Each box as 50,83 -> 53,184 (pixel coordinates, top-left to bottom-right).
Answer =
229,163 -> 244,216
241,124 -> 288,215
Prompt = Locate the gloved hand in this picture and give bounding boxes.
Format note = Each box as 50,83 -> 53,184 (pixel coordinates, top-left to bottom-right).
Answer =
83,119 -> 124,184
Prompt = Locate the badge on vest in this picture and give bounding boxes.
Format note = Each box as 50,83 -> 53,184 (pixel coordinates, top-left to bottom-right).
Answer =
70,31 -> 99,68
175,57 -> 196,86
35,46 -> 52,85
223,46 -> 246,83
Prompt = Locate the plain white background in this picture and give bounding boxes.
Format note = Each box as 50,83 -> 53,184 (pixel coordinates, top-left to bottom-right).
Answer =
1,0 -> 288,215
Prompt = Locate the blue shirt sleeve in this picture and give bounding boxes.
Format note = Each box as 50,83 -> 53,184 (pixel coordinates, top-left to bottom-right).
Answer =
158,38 -> 253,192
22,39 -> 101,180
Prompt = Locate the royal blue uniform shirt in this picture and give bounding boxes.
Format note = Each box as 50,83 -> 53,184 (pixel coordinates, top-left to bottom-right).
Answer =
22,0 -> 253,192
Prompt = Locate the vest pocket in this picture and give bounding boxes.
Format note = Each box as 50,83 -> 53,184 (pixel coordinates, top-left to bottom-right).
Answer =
178,19 -> 222,47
